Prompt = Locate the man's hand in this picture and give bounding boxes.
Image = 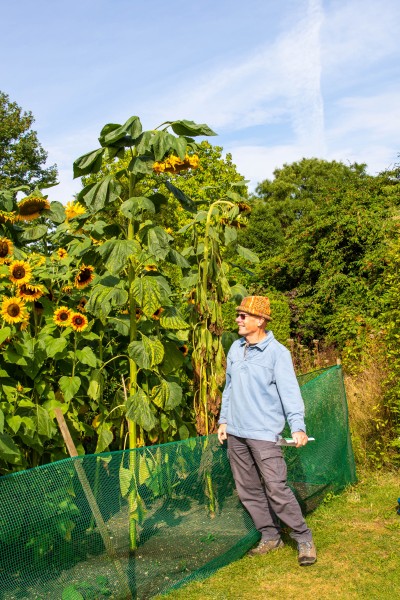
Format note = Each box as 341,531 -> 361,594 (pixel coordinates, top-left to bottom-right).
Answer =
292,431 -> 308,448
218,424 -> 227,444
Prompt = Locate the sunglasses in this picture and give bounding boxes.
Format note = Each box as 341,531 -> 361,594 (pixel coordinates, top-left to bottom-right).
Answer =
237,313 -> 251,320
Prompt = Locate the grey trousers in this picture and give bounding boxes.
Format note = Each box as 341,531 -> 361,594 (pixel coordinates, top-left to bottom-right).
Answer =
228,435 -> 312,543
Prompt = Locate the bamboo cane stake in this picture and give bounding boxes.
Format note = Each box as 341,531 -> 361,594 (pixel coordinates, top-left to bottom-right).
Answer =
54,408 -> 133,600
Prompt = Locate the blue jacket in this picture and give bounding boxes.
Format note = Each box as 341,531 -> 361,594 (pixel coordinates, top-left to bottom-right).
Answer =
219,331 -> 306,441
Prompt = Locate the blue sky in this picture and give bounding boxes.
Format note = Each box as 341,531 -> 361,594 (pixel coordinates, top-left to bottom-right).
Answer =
1,0 -> 400,202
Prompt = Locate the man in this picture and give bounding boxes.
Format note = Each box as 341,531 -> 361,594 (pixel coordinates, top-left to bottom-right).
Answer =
218,296 -> 317,566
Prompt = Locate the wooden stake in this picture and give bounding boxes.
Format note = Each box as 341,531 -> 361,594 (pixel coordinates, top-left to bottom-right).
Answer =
54,408 -> 133,600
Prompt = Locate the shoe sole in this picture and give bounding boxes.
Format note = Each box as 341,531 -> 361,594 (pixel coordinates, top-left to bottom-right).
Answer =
299,558 -> 317,566
248,542 -> 284,557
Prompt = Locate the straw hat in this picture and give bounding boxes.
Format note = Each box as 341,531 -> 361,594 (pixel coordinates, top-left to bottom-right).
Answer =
236,296 -> 272,321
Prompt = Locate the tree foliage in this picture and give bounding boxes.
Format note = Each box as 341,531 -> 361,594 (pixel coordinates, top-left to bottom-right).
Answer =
0,91 -> 57,190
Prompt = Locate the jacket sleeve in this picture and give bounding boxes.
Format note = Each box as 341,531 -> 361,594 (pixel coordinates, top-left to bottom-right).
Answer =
218,352 -> 232,425
274,349 -> 306,434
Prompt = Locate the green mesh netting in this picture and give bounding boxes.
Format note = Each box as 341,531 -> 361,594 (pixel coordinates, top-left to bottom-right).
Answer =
0,365 -> 356,599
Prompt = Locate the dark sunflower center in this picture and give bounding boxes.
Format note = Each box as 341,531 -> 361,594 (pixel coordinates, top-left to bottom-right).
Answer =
59,312 -> 69,322
13,267 -> 25,279
0,242 -> 9,257
78,269 -> 91,283
7,304 -> 21,317
73,316 -> 84,326
21,285 -> 35,296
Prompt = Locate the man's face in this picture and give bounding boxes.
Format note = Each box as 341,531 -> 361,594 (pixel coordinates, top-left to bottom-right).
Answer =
235,311 -> 262,337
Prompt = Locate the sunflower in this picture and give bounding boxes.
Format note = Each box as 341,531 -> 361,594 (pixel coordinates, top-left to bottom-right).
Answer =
1,296 -> 29,324
0,210 -> 18,224
53,306 -> 72,327
0,238 -> 13,264
28,253 -> 46,267
144,264 -> 158,272
77,297 -> 87,312
62,284 -> 73,294
17,283 -> 45,302
9,260 -> 32,286
75,265 -> 95,289
179,344 -> 189,357
153,153 -> 200,174
70,312 -> 88,332
152,307 -> 164,320
65,201 -> 86,220
17,196 -> 50,221
57,248 -> 68,260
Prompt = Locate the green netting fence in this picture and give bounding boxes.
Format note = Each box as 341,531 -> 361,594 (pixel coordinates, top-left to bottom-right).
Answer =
0,365 -> 356,599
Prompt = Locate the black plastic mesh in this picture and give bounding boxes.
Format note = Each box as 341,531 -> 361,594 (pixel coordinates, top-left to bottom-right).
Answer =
0,365 -> 356,599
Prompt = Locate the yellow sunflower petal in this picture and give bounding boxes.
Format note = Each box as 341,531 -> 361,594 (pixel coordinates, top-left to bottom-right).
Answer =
9,260 -> 32,286
1,296 -> 29,324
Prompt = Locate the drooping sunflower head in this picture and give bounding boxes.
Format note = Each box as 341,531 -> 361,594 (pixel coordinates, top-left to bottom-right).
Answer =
153,153 -> 199,175
1,296 -> 29,324
77,297 -> 87,312
179,344 -> 189,357
0,210 -> 18,224
65,201 -> 86,221
57,248 -> 68,260
9,260 -> 32,286
152,307 -> 164,320
70,312 -> 88,332
53,306 -> 72,327
17,196 -> 50,221
75,265 -> 95,289
0,238 -> 13,264
144,264 -> 158,272
17,283 -> 45,302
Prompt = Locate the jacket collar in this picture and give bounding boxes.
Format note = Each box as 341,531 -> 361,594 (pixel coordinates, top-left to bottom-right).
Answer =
239,330 -> 274,350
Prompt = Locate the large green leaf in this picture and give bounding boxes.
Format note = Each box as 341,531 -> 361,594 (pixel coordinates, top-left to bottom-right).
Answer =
128,155 -> 155,177
236,244 -> 259,263
224,225 -> 238,246
0,327 -> 11,345
120,196 -> 155,220
36,405 -> 55,438
80,175 -> 121,213
45,336 -> 68,358
169,120 -> 217,137
76,346 -> 97,368
128,334 -> 164,369
164,381 -> 183,410
88,369 -> 104,401
73,148 -> 104,178
160,341 -> 185,374
48,201 -> 66,223
119,466 -> 134,498
167,248 -> 190,268
131,277 -> 162,316
95,426 -> 113,453
152,131 -> 177,161
126,388 -> 157,431
97,239 -> 140,274
87,283 -> 128,319
98,116 -> 142,147
20,224 -> 48,241
62,585 -> 85,600
59,376 -> 81,402
140,225 -> 170,260
160,306 -> 190,329
0,432 -> 22,464
165,181 -> 197,213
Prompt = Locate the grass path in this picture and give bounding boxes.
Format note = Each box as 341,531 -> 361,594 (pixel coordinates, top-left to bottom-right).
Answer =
157,470 -> 400,600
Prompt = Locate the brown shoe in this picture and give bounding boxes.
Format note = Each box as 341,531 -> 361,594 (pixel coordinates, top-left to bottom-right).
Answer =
297,540 -> 317,566
248,538 -> 284,557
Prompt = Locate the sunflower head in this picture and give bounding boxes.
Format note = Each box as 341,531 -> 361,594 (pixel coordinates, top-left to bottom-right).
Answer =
179,344 -> 189,357
53,306 -> 72,327
17,196 -> 50,221
144,264 -> 158,272
17,283 -> 45,302
57,248 -> 68,260
70,312 -> 88,332
77,297 -> 88,312
1,296 -> 29,324
0,210 -> 18,224
0,238 -> 13,264
9,260 -> 32,286
65,201 -> 86,221
153,153 -> 199,175
152,307 -> 164,320
75,265 -> 95,289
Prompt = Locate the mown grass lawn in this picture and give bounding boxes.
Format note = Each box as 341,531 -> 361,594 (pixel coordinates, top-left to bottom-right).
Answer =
157,470 -> 400,600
